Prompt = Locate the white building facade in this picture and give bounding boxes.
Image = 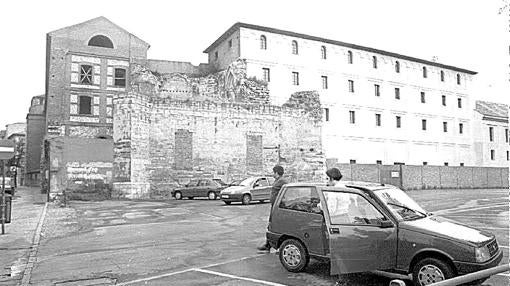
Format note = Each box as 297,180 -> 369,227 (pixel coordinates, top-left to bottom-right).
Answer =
473,101 -> 509,167
204,23 -> 477,166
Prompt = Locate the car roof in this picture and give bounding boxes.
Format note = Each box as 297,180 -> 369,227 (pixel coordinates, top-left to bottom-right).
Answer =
284,181 -> 393,192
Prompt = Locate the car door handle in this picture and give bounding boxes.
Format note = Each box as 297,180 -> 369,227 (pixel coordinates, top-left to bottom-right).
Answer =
329,228 -> 339,234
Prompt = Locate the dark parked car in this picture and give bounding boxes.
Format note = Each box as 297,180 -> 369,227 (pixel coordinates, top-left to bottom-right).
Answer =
267,181 -> 503,286
220,176 -> 275,205
171,179 -> 228,200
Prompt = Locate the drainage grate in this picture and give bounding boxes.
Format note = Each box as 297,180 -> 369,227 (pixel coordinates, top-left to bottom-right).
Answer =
54,277 -> 117,286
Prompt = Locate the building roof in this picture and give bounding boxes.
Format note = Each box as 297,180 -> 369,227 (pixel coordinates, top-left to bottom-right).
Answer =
204,22 -> 477,75
49,16 -> 150,48
475,100 -> 509,119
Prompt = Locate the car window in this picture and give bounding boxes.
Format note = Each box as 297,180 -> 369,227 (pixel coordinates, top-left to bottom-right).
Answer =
199,180 -> 209,187
324,191 -> 386,225
279,187 -> 321,214
255,178 -> 269,187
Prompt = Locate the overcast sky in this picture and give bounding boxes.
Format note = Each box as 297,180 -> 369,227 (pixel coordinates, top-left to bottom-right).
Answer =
1,0 -> 508,130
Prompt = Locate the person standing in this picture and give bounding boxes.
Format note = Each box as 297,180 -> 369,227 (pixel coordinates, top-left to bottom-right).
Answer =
257,165 -> 288,252
326,167 -> 343,186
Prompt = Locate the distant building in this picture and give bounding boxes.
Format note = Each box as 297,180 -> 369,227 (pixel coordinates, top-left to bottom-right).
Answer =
204,22 -> 477,166
5,122 -> 26,186
25,95 -> 45,186
473,101 -> 509,167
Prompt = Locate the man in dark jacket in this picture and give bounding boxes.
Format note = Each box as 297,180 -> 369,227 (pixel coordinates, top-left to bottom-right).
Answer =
257,165 -> 288,251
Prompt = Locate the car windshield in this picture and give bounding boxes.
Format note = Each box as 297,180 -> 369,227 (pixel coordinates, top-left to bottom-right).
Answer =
373,187 -> 428,221
239,177 -> 257,187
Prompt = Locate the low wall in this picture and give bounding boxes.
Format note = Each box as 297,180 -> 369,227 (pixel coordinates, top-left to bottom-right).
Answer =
329,162 -> 508,190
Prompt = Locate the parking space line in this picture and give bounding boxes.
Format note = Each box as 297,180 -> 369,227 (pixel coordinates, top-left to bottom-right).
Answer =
434,203 -> 508,215
115,253 -> 267,285
193,268 -> 288,286
499,246 -> 509,249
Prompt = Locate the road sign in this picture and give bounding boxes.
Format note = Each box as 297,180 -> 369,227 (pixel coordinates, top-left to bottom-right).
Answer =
0,140 -> 14,160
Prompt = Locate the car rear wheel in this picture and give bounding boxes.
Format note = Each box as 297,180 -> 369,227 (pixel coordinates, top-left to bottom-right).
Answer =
279,239 -> 309,272
174,191 -> 182,200
188,197 -> 194,200
207,191 -> 217,200
412,257 -> 454,286
241,194 -> 251,205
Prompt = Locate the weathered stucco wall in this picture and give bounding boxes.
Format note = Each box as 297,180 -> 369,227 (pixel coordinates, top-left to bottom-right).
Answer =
112,93 -> 325,199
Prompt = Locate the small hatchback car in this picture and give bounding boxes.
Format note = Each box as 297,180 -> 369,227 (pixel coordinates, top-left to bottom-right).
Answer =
267,182 -> 503,286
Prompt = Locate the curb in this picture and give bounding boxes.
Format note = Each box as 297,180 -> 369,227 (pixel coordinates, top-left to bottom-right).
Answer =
20,202 -> 48,286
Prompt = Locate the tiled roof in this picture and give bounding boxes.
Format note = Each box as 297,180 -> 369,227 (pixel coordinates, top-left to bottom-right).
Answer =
204,22 -> 477,75
475,100 -> 508,118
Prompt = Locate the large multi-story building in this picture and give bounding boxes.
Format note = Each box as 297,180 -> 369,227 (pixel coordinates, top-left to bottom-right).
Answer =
473,100 -> 509,167
204,22 -> 477,166
25,95 -> 45,186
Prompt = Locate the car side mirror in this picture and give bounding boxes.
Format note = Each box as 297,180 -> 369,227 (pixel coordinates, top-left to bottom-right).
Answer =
379,220 -> 394,228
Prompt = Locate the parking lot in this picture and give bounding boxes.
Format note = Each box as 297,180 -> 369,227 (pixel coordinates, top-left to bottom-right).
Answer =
32,188 -> 509,286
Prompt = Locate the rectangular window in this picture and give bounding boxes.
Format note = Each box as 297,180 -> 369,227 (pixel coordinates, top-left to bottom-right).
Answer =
460,163 -> 465,166
443,122 -> 448,132
459,123 -> 464,134
78,96 -> 92,115
279,187 -> 321,214
350,159 -> 357,164
292,72 -> 299,85
114,68 -> 126,87
441,95 -> 446,106
422,119 -> 427,130
228,39 -> 233,48
374,84 -> 380,96
262,68 -> 270,82
423,162 -> 428,165
215,51 -> 218,60
489,127 -> 494,142
348,80 -> 354,92
394,88 -> 400,99
457,98 -> 462,108
507,151 -> 509,161
375,113 -> 381,126
420,92 -> 426,103
349,110 -> 356,124
396,116 -> 401,128
505,128 -> 508,143
79,64 -> 93,85
324,108 -> 329,122
490,150 -> 495,160
376,160 -> 382,165
444,162 -> 449,166
322,76 -> 328,89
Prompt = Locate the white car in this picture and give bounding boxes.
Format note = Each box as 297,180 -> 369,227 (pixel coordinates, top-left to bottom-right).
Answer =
220,176 -> 275,205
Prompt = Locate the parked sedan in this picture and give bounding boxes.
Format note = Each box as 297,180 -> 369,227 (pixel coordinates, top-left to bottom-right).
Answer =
220,176 -> 275,205
171,179 -> 228,200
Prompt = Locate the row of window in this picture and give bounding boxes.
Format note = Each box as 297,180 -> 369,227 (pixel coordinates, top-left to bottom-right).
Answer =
257,35 -> 463,84
78,65 -> 126,87
325,109 -> 466,133
348,160 -> 465,166
490,150 -> 510,161
489,127 -> 509,143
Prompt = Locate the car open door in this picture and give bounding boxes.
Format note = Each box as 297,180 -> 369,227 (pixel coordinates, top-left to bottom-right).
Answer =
252,178 -> 271,200
320,189 -> 397,275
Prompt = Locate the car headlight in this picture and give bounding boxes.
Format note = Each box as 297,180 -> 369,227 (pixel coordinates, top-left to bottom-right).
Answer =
475,246 -> 491,263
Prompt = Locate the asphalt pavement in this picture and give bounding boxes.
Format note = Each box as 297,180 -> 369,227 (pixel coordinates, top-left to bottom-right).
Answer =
1,187 -> 508,286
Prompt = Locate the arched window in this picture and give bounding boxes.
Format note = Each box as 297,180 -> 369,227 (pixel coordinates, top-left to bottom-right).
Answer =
422,66 -> 427,78
260,35 -> 267,50
440,70 -> 445,82
321,46 -> 327,59
348,50 -> 353,64
88,35 -> 114,48
395,61 -> 400,73
372,56 -> 377,69
292,40 -> 298,55
456,73 -> 461,85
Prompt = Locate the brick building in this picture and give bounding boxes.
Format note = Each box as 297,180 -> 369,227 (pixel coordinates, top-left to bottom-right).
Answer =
25,95 -> 45,186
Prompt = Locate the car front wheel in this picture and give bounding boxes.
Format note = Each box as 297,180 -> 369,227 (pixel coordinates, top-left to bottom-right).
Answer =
241,194 -> 251,205
412,257 -> 454,286
208,191 -> 217,200
174,191 -> 182,200
279,239 -> 309,272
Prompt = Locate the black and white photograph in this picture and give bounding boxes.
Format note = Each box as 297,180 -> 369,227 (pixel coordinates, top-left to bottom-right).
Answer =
0,0 -> 508,285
